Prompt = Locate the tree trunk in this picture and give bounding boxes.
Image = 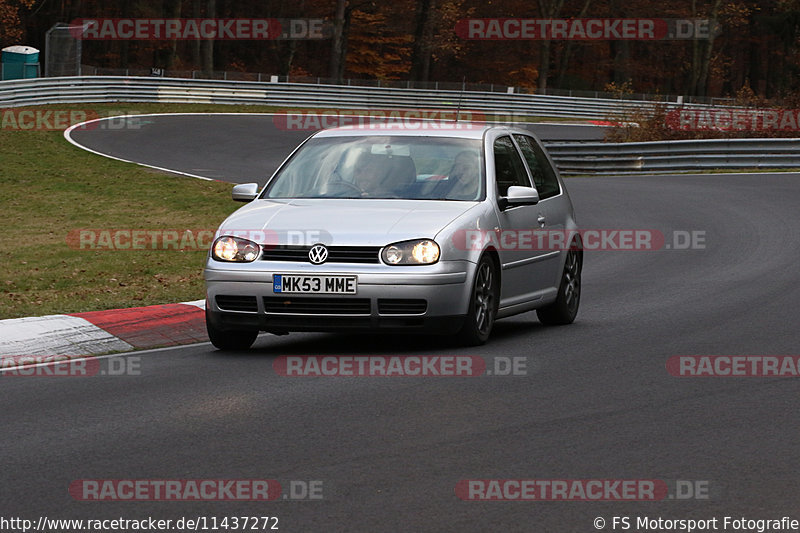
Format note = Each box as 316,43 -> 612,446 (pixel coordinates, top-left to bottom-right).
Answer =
192,0 -> 202,68
278,41 -> 298,76
410,0 -> 436,82
555,0 -> 592,87
689,0 -> 722,96
612,40 -> 630,84
536,0 -> 565,91
329,0 -> 348,82
115,0 -> 129,69
166,0 -> 181,70
538,40 -> 551,91
202,0 -> 216,75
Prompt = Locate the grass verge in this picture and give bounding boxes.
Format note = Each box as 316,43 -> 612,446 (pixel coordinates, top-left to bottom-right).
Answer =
0,103 -> 269,319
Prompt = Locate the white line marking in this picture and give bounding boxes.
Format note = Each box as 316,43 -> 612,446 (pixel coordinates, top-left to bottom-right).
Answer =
64,112 -> 604,182
64,116 -> 216,181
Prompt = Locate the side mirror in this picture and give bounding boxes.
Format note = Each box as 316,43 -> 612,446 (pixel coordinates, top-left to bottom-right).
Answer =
499,185 -> 539,209
232,183 -> 259,202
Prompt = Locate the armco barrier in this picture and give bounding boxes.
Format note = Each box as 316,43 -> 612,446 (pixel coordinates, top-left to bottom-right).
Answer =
546,138 -> 800,174
0,75 -> 710,120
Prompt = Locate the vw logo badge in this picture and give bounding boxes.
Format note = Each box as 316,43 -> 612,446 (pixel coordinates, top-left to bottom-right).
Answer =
308,244 -> 329,265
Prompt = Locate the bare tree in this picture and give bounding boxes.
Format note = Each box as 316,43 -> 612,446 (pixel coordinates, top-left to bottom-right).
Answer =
689,0 -> 723,96
555,0 -> 593,88
410,0 -> 436,82
202,0 -> 216,74
329,0 -> 349,82
536,0 -> 566,91
165,0 -> 181,69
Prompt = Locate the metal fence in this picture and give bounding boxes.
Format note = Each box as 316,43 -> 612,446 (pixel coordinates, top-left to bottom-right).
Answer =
0,75 -> 717,120
76,65 -> 734,105
546,138 -> 800,174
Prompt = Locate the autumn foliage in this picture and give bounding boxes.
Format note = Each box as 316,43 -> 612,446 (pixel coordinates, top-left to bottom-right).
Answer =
1,0 -> 799,101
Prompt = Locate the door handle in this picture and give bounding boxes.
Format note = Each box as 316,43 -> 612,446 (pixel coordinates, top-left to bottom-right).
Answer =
537,215 -> 546,227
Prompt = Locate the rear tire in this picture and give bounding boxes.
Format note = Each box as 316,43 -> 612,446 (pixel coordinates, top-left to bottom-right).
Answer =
206,309 -> 259,351
537,244 -> 582,326
457,255 -> 500,346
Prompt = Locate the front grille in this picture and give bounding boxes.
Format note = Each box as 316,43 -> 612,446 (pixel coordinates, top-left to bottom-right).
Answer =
263,296 -> 371,315
216,295 -> 258,313
377,299 -> 428,315
261,245 -> 381,264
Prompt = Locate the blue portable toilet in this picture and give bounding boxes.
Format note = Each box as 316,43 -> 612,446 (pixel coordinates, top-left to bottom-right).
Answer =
1,46 -> 40,81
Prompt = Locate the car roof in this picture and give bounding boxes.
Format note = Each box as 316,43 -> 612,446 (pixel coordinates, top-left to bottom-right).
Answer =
313,123 -> 497,139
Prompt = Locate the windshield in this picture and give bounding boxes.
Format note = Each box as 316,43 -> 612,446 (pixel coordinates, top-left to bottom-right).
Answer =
263,136 -> 485,201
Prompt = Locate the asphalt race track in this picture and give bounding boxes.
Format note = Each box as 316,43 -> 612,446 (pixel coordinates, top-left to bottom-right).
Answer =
66,114 -> 607,183
5,115 -> 800,532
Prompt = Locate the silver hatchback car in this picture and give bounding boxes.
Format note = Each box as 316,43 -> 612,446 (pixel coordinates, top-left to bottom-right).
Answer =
204,125 -> 581,350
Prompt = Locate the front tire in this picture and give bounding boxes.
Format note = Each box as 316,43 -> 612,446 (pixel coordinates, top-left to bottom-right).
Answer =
206,309 -> 259,351
537,244 -> 582,325
457,255 -> 500,346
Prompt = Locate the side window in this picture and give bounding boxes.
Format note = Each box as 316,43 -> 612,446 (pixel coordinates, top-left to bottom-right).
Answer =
513,134 -> 560,200
493,136 -> 530,196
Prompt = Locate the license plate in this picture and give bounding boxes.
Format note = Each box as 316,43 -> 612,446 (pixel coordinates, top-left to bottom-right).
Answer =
273,274 -> 357,294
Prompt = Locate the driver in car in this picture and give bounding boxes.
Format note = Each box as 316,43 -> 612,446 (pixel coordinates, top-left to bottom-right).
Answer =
353,154 -> 390,197
442,150 -> 481,200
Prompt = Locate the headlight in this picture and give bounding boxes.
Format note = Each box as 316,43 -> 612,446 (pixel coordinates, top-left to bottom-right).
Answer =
212,236 -> 260,262
382,239 -> 440,265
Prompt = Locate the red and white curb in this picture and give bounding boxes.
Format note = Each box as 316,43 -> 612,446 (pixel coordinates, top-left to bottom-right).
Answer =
0,300 -> 207,357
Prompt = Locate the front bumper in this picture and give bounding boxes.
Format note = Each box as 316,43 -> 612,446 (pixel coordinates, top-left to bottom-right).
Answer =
204,260 -> 475,334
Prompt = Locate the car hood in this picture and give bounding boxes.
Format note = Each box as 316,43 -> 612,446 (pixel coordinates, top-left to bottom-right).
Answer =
217,199 -> 480,246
